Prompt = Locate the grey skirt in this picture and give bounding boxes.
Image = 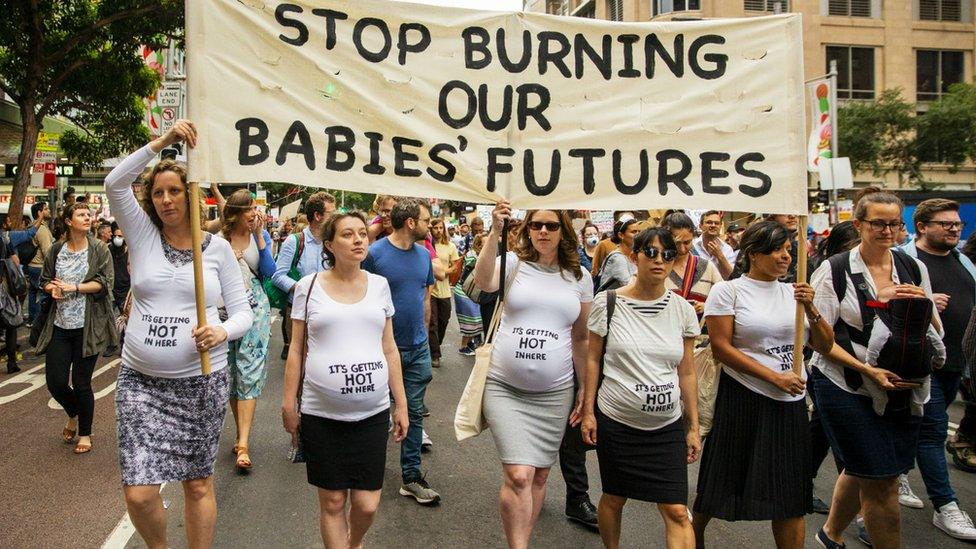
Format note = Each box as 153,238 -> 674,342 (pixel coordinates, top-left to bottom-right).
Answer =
116,365 -> 229,486
482,377 -> 575,468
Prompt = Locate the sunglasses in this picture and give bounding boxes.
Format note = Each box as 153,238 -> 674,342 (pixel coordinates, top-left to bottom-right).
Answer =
641,247 -> 678,262
528,221 -> 561,232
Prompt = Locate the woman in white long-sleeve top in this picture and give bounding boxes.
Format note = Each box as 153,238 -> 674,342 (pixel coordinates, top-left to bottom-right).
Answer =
104,120 -> 253,549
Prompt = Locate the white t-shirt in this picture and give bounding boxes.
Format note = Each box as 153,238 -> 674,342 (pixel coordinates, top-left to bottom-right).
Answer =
704,276 -> 810,402
589,291 -> 700,430
292,272 -> 395,421
105,145 -> 254,378
489,252 -> 594,392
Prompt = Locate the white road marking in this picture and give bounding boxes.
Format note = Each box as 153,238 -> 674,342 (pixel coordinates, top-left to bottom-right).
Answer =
0,363 -> 48,405
101,483 -> 166,549
47,359 -> 121,409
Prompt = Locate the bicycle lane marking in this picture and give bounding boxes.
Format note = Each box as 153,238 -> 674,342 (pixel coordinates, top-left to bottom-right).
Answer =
0,358 -> 121,406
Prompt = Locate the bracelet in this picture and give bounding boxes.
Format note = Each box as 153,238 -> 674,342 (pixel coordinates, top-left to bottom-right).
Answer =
809,313 -> 822,324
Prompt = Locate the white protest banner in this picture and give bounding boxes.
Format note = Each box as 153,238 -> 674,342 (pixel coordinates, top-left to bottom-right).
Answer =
187,0 -> 807,214
589,210 -> 614,234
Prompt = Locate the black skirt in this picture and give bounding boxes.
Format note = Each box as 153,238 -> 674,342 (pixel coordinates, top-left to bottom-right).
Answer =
301,409 -> 390,491
693,371 -> 811,521
596,407 -> 688,504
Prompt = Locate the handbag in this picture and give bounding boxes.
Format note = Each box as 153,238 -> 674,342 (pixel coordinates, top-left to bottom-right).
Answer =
265,233 -> 305,311
455,228 -> 515,441
697,282 -> 736,438
289,271 -> 317,463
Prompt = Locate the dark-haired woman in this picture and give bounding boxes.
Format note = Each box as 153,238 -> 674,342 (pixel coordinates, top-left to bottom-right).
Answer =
693,220 -> 834,549
37,203 -> 118,455
581,227 -> 701,549
282,211 -> 409,549
473,202 -> 592,549
596,218 -> 640,292
104,120 -> 253,548
218,189 -> 276,472
810,190 -> 942,549
663,212 -> 722,316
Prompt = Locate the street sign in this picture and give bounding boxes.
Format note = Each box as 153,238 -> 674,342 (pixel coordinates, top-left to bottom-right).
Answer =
36,131 -> 60,152
157,83 -> 182,107
160,107 -> 177,133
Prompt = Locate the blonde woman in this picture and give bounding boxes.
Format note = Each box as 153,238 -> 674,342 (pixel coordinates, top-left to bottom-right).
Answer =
218,189 -> 276,472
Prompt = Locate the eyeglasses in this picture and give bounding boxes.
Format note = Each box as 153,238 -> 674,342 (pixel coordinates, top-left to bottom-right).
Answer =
642,247 -> 678,262
863,220 -> 905,232
926,221 -> 966,231
528,221 -> 561,232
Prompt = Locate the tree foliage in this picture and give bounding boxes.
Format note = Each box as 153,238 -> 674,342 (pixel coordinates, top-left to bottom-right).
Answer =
0,1 -> 183,226
838,84 -> 976,191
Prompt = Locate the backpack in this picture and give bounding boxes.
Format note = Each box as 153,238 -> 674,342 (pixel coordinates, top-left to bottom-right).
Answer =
0,234 -> 25,327
827,250 -> 932,413
596,250 -> 625,293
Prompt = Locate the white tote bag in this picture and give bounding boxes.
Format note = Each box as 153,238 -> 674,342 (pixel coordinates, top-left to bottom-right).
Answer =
453,300 -> 504,441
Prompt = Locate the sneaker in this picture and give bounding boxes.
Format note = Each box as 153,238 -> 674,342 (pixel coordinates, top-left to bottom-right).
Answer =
458,345 -> 476,356
565,499 -> 598,529
855,516 -> 871,546
898,474 -> 924,509
422,429 -> 432,453
422,405 -> 430,417
810,494 -> 831,515
815,527 -> 846,548
5,363 -> 20,374
934,502 -> 976,540
280,345 -> 289,361
399,478 -> 441,505
431,357 -> 441,368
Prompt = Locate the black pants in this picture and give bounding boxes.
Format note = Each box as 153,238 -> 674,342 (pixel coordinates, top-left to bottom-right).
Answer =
4,324 -> 16,364
428,296 -> 452,360
958,380 -> 976,440
45,327 -> 98,436
559,421 -> 595,504
480,296 -> 498,337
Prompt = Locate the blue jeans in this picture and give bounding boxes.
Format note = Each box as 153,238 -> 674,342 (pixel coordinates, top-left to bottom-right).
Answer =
399,342 -> 432,484
917,370 -> 961,509
26,265 -> 43,323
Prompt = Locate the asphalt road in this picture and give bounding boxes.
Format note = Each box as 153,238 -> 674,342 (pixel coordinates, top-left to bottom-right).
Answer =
3,318 -> 976,548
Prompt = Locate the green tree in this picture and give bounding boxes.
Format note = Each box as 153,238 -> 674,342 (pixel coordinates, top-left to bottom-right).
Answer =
0,1 -> 182,226
259,182 -> 377,215
838,85 -> 976,191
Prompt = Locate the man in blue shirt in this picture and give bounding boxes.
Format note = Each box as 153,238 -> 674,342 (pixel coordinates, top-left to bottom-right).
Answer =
272,192 -> 335,359
362,198 -> 440,505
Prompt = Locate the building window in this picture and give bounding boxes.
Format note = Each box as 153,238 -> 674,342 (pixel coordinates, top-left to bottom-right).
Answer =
916,50 -> 964,101
828,0 -> 872,16
607,0 -> 624,20
918,0 -> 962,21
826,45 -> 875,100
573,0 -> 596,19
744,0 -> 790,12
555,0 -> 570,15
653,0 -> 702,16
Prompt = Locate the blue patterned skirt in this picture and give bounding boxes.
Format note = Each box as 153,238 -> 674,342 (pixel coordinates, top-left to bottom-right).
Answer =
228,274 -> 272,399
116,366 -> 229,486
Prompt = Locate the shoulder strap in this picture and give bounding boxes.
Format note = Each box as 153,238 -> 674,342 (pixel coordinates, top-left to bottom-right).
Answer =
827,251 -> 850,303
891,249 -> 921,286
291,233 -> 305,269
296,273 -> 318,411
599,290 -> 617,380
598,250 -> 620,276
679,256 -> 698,299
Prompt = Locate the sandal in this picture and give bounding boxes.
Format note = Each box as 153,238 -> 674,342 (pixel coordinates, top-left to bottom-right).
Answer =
235,446 -> 252,472
73,442 -> 92,455
62,427 -> 76,443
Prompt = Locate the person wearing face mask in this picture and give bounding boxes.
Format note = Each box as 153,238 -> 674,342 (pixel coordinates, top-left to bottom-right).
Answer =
101,224 -> 130,357
578,222 -> 600,273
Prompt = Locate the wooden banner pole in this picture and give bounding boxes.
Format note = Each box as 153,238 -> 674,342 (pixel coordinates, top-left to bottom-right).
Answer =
793,214 -> 809,376
189,181 -> 211,375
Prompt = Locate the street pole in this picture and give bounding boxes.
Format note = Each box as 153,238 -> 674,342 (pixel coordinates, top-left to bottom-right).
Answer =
828,60 -> 840,224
